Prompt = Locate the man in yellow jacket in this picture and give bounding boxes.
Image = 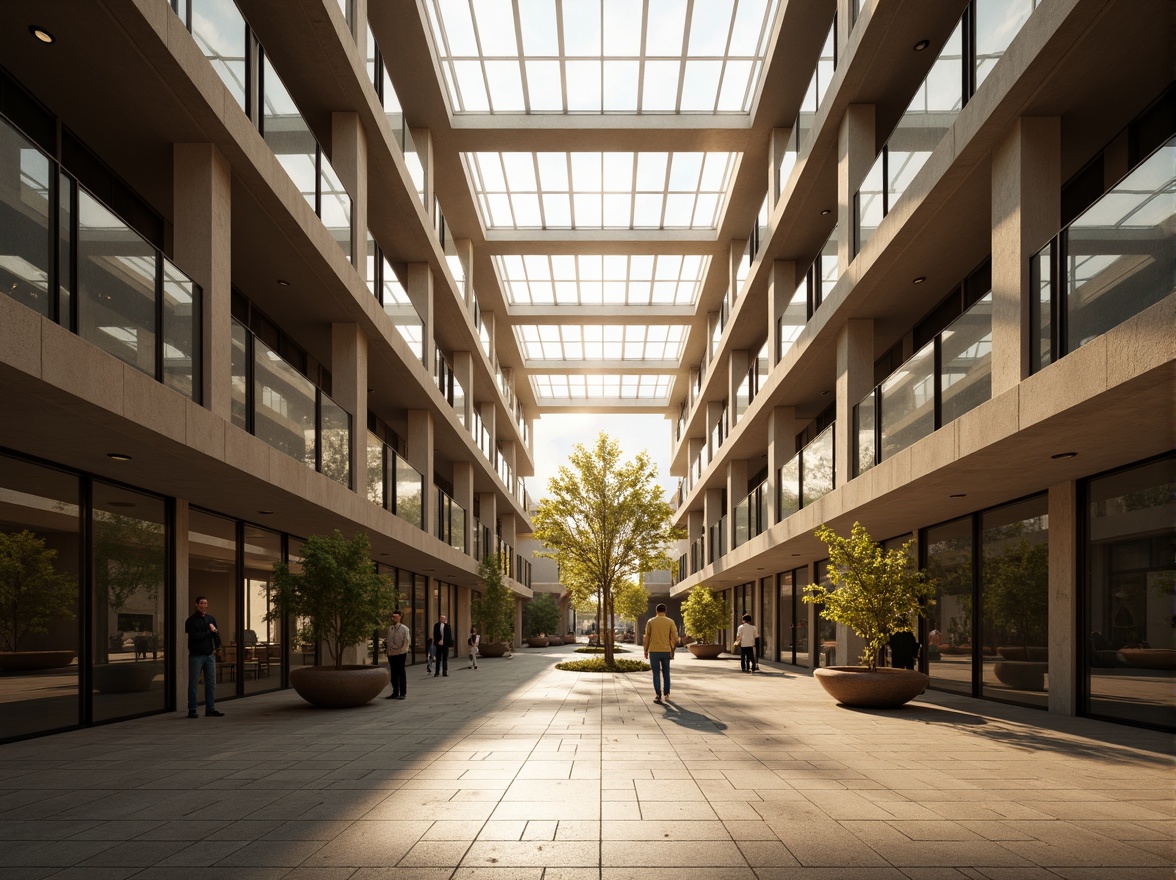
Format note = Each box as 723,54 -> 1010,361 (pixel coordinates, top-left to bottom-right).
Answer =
643,603 -> 679,704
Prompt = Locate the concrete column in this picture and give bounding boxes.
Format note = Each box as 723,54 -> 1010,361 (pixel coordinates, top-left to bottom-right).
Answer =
481,310 -> 497,365
1048,479 -> 1078,716
411,128 -> 434,223
688,367 -> 700,408
173,143 -> 231,421
836,0 -> 853,55
407,263 -> 434,371
766,407 -> 801,524
768,127 -> 794,207
768,261 -> 797,367
349,0 -> 367,43
704,487 -> 724,562
477,491 -> 497,561
706,400 -> 725,460
837,103 -> 876,272
835,318 -> 874,486
407,410 -> 434,535
730,239 -> 747,302
331,111 -> 367,270
453,238 -> 473,306
453,350 -> 474,428
453,460 -> 474,555
331,323 -> 368,491
991,117 -> 1061,395
513,596 -> 523,649
480,401 -> 496,463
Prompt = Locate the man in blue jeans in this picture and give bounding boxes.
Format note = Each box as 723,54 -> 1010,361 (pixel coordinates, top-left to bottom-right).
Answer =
185,596 -> 225,718
643,603 -> 679,704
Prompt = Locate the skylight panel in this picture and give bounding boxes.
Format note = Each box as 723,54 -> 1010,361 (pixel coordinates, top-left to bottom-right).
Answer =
530,374 -> 675,401
424,0 -> 781,114
717,59 -> 754,111
495,253 -> 709,305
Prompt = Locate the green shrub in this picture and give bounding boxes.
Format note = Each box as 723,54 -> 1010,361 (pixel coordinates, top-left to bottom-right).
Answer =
575,646 -> 628,654
555,657 -> 650,673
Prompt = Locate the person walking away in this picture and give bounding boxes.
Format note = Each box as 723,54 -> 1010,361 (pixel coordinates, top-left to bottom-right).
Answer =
643,603 -> 678,704
385,610 -> 409,700
432,614 -> 453,677
185,596 -> 224,718
889,629 -> 920,670
467,625 -> 480,669
736,613 -> 759,673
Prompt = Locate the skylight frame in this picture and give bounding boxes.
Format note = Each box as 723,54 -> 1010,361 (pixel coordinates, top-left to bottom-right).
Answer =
494,253 -> 710,306
513,324 -> 689,363
422,0 -> 782,116
530,373 -> 676,402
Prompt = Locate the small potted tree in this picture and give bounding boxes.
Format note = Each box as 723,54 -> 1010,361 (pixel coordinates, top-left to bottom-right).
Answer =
0,530 -> 77,671
472,554 -> 515,656
268,530 -> 397,707
802,522 -> 934,708
681,584 -> 729,659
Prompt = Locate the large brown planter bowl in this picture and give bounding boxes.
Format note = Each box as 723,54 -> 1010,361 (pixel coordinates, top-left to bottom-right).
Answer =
93,661 -> 162,693
1117,648 -> 1176,669
813,666 -> 929,708
0,650 -> 77,671
546,636 -> 564,646
993,660 -> 1048,691
479,641 -> 509,657
290,665 -> 388,708
687,643 -> 725,659
526,637 -> 549,648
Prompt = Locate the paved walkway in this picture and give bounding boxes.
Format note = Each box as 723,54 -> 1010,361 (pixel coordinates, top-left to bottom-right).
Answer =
1,646 -> 1172,880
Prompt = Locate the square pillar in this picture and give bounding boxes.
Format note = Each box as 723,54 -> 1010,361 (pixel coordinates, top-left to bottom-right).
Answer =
1048,479 -> 1078,716
991,117 -> 1061,395
838,103 -> 876,273
836,318 -> 874,487
407,410 -> 434,534
768,260 -> 797,367
173,143 -> 231,421
331,111 -> 367,270
407,263 -> 435,373
768,127 -> 794,207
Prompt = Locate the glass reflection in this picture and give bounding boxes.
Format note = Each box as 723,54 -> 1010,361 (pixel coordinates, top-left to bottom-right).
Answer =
188,509 -> 236,705
0,117 -> 52,318
394,452 -> 423,528
254,337 -> 316,467
925,516 -> 973,695
1085,457 -> 1175,730
939,293 -> 992,425
880,340 -> 935,460
981,496 -> 1049,705
242,525 -> 281,695
162,258 -> 201,402
0,456 -> 80,741
190,0 -> 248,110
801,425 -> 834,506
320,393 -> 351,487
91,483 -> 167,724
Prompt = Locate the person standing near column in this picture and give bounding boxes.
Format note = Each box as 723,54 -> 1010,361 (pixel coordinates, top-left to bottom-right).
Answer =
643,603 -> 678,704
385,610 -> 409,700
185,596 -> 224,718
432,614 -> 453,677
736,613 -> 759,673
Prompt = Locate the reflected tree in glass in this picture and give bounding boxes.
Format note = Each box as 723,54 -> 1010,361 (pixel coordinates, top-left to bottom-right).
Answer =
0,530 -> 75,653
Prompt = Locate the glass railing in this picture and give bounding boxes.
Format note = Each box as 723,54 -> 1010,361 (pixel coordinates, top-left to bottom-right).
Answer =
734,497 -> 749,548
1,114 -> 202,402
370,30 -> 426,206
856,289 -> 993,471
732,484 -> 769,549
1031,137 -> 1174,371
800,424 -> 834,506
392,451 -> 423,529
182,0 -> 247,112
260,50 -> 352,262
778,454 -> 800,521
233,319 -> 351,487
797,20 -> 836,152
708,515 -> 727,563
369,245 -> 425,364
365,431 -> 384,507
855,17 -> 963,256
778,276 -> 808,362
975,0 -> 1042,90
690,536 -> 704,574
434,487 -> 466,553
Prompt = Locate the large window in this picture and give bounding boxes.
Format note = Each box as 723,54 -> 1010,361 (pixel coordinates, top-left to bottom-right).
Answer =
1084,456 -> 1175,731
924,517 -> 974,695
0,456 -> 81,742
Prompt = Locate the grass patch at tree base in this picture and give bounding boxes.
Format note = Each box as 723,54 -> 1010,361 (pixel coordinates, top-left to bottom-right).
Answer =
556,658 -> 650,673
575,646 -> 629,654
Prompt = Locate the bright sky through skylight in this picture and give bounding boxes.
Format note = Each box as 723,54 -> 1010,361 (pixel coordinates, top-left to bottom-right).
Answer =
465,151 -> 738,229
514,324 -> 688,362
423,0 -> 782,114
531,374 -> 675,401
495,253 -> 709,305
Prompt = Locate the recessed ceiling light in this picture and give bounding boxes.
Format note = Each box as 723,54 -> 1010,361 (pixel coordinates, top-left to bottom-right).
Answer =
29,26 -> 55,44
913,276 -> 926,284
1051,452 -> 1078,460
106,452 -> 132,461
820,208 -> 831,215
913,39 -> 930,51
258,509 -> 274,515
277,279 -> 289,287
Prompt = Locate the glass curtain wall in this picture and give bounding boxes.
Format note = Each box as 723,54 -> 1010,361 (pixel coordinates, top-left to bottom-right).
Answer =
187,510 -> 237,703
242,525 -> 281,695
980,496 -> 1049,706
924,517 -> 974,695
1085,456 -> 1175,730
815,561 -> 835,666
759,576 -> 775,661
778,571 -> 795,664
91,483 -> 168,724
795,566 -> 811,666
0,456 -> 81,741
286,537 -> 316,671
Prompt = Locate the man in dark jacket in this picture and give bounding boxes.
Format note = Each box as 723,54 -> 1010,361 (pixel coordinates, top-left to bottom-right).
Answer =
185,596 -> 224,718
432,614 -> 453,677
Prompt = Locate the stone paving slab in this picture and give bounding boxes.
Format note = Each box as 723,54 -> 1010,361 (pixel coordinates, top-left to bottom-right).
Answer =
0,646 -> 1171,879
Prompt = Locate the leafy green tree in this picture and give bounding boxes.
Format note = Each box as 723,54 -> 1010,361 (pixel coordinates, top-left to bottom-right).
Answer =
613,578 -> 651,628
530,433 -> 684,666
681,584 -> 729,644
472,553 -> 515,645
93,512 -> 165,661
523,591 -> 561,637
984,538 -> 1049,649
0,530 -> 76,652
803,522 -> 935,671
267,530 -> 398,670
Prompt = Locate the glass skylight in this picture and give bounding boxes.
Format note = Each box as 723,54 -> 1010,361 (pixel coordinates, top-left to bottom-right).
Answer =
465,151 -> 738,229
495,253 -> 709,305
514,325 -> 688,362
531,374 -> 675,401
422,0 -> 781,115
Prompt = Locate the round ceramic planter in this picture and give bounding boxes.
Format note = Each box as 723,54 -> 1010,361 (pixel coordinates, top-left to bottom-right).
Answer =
813,666 -> 928,708
0,650 -> 77,672
993,660 -> 1048,690
92,661 -> 162,693
526,637 -> 549,648
687,643 -> 724,659
479,641 -> 509,657
546,636 -> 564,646
290,665 -> 388,708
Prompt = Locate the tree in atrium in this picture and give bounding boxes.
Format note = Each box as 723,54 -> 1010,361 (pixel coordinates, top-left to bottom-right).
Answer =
522,591 -> 561,639
472,553 -> 515,648
530,433 -> 683,668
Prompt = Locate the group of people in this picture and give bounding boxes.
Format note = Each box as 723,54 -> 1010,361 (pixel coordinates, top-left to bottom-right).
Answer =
383,613 -> 480,701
